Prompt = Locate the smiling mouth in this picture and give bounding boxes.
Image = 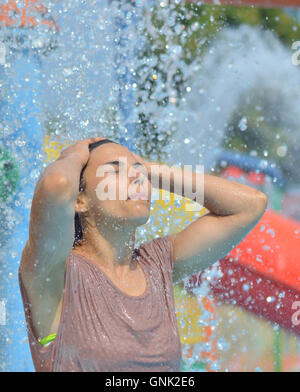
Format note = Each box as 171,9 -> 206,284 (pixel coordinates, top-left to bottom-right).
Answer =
128,194 -> 149,201
128,197 -> 149,201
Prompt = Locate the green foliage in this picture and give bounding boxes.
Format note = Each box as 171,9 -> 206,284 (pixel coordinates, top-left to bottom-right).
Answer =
223,6 -> 262,26
222,88 -> 292,180
163,4 -> 300,62
0,147 -> 20,202
259,8 -> 300,46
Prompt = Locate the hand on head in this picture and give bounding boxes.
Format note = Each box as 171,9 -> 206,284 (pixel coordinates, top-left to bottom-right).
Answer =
58,137 -> 108,168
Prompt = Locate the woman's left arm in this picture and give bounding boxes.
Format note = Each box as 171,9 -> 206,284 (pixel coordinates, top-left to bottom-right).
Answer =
140,158 -> 268,283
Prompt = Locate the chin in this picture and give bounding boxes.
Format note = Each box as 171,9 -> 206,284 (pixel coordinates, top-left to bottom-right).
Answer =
129,207 -> 150,223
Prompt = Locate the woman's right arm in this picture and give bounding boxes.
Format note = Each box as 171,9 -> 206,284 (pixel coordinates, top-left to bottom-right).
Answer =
19,137 -> 105,338
21,153 -> 82,276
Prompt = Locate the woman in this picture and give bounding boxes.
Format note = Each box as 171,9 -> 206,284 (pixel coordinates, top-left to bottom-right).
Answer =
19,136 -> 268,372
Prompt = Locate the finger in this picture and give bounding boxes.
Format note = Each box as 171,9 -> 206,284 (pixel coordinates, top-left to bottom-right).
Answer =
76,137 -> 107,146
87,137 -> 107,144
77,137 -> 107,146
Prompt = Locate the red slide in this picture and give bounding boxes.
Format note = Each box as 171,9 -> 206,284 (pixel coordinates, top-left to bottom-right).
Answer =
187,208 -> 300,335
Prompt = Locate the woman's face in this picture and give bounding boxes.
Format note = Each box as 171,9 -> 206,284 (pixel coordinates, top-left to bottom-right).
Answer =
78,143 -> 152,227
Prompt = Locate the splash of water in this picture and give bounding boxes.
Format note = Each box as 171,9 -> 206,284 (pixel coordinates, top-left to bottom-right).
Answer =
1,0 -> 300,371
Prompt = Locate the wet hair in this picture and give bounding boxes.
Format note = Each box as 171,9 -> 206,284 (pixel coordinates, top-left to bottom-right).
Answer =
73,138 -> 118,248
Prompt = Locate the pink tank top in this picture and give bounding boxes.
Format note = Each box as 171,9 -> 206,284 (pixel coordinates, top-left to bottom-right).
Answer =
19,235 -> 182,372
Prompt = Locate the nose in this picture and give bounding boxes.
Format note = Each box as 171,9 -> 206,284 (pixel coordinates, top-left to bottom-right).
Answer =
130,164 -> 145,181
133,175 -> 143,184
131,170 -> 144,189
128,166 -> 147,195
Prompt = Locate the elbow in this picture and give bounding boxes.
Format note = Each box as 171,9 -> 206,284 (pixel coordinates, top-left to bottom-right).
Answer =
257,191 -> 268,208
39,172 -> 73,202
251,191 -> 268,215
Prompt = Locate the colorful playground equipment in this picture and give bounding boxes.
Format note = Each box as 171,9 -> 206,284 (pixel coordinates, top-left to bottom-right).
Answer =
184,150 -> 300,371
174,283 -> 217,372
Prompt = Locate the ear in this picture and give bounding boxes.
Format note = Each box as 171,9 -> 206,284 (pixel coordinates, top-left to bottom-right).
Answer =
74,192 -> 89,214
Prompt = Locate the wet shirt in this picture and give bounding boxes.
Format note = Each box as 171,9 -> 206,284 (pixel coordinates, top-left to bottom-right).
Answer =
19,235 -> 182,372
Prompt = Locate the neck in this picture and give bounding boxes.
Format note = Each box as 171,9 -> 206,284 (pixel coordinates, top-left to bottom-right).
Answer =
74,218 -> 138,271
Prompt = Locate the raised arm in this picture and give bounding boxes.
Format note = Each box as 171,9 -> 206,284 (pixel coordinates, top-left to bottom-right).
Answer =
155,164 -> 267,283
131,153 -> 268,284
19,136 -> 105,338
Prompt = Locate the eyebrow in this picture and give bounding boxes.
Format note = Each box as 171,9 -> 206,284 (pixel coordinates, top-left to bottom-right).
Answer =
101,161 -> 143,167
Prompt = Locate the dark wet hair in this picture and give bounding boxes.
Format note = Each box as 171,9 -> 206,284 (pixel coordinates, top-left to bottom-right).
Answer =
73,138 -> 118,248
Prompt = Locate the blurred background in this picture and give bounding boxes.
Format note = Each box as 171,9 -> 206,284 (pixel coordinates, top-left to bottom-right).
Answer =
1,0 -> 300,372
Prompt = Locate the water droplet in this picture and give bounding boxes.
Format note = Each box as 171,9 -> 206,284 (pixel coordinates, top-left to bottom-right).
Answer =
266,296 -> 275,303
238,117 -> 247,131
276,145 -> 287,157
